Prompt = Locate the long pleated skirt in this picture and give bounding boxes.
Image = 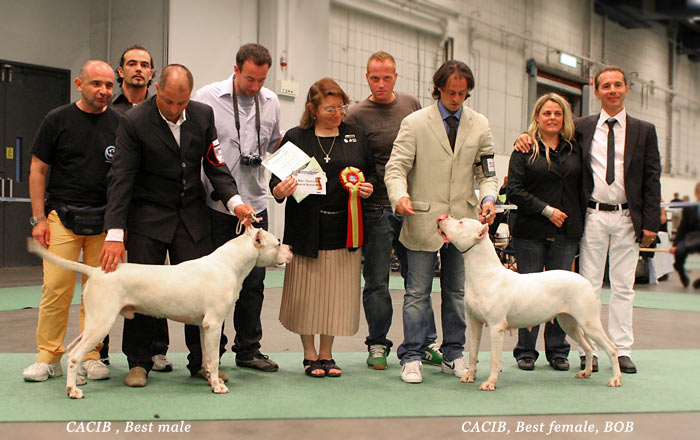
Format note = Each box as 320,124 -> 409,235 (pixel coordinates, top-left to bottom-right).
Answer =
279,248 -> 361,336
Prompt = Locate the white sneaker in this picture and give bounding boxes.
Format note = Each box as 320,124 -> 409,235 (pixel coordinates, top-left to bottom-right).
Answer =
151,354 -> 173,372
23,362 -> 63,382
441,356 -> 468,377
78,360 -> 110,380
401,360 -> 423,383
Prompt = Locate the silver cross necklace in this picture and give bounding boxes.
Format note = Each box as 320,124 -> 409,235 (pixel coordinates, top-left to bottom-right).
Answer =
316,135 -> 337,163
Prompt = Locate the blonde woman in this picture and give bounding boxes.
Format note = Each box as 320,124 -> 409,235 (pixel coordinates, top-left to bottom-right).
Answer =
506,93 -> 585,372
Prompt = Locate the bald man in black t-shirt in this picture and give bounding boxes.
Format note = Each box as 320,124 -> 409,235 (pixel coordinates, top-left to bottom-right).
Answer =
24,60 -> 119,383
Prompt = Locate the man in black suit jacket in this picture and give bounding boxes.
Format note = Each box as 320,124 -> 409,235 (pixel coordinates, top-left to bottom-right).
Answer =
516,66 -> 661,374
670,182 -> 700,287
100,64 -> 255,387
575,67 -> 660,375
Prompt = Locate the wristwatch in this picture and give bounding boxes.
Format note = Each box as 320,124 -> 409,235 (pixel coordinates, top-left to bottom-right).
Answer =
30,216 -> 47,226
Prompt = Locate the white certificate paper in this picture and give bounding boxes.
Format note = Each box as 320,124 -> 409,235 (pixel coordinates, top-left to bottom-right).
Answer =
295,171 -> 327,195
292,157 -> 326,202
262,142 -> 311,180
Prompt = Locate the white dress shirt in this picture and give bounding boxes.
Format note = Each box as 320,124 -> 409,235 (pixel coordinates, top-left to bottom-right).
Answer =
590,108 -> 627,204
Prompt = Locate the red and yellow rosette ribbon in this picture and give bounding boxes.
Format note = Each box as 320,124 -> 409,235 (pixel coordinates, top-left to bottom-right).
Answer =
340,166 -> 365,248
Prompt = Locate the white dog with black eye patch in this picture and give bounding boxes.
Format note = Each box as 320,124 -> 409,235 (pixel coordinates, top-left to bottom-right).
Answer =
436,215 -> 621,391
27,227 -> 291,399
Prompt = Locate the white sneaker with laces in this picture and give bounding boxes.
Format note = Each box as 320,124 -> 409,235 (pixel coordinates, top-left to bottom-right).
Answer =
151,354 -> 173,372
23,362 -> 63,382
401,360 -> 423,383
441,355 -> 468,377
78,359 -> 110,380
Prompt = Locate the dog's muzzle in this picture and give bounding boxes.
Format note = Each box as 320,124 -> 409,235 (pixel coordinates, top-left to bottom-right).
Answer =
436,214 -> 450,243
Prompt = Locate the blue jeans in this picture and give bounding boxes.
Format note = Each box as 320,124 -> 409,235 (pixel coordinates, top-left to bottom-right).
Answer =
397,243 -> 466,363
362,206 -> 437,350
512,236 -> 578,362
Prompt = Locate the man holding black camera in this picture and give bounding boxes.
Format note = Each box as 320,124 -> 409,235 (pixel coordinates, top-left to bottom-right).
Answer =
192,43 -> 282,372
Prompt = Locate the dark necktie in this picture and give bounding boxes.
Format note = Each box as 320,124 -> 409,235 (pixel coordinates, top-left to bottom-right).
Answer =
605,118 -> 616,185
446,116 -> 457,151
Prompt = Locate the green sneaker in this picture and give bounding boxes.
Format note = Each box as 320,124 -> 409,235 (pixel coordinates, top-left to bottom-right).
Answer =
367,344 -> 389,370
422,343 -> 443,366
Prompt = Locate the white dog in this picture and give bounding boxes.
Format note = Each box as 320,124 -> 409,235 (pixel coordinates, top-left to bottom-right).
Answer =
436,215 -> 621,391
27,227 -> 291,399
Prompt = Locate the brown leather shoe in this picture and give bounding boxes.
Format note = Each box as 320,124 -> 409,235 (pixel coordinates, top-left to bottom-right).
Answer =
193,368 -> 229,383
517,357 -> 535,371
124,367 -> 147,387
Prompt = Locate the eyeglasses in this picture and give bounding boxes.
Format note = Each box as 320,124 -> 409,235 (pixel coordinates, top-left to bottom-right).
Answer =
321,104 -> 348,114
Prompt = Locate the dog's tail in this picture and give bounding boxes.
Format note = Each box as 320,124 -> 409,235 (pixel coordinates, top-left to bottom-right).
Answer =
26,238 -> 98,277
65,332 -> 83,354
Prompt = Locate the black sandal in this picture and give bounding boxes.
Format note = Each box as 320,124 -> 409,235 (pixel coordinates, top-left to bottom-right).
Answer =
320,359 -> 342,377
303,359 -> 325,377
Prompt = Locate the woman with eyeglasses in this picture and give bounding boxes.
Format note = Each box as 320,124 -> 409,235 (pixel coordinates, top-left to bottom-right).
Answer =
270,78 -> 376,378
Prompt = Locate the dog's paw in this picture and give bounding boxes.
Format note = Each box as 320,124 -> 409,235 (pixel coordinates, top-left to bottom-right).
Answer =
576,370 -> 591,379
478,381 -> 496,391
607,376 -> 622,387
462,372 -> 476,383
211,383 -> 229,394
77,376 -> 87,386
67,386 -> 84,399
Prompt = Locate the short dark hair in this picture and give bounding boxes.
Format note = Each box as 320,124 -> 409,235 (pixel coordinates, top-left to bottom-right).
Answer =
300,78 -> 349,130
119,45 -> 154,69
159,64 -> 194,92
118,45 -> 154,86
594,66 -> 627,90
432,60 -> 475,100
236,43 -> 272,70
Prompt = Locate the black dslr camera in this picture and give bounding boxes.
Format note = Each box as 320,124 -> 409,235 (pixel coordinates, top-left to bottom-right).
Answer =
240,153 -> 262,167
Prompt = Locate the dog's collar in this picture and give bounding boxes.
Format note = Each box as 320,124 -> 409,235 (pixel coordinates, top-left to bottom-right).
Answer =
456,242 -> 477,254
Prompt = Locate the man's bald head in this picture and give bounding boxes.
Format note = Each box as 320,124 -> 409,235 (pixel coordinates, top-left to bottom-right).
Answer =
79,60 -> 113,81
155,64 -> 194,123
158,64 -> 194,92
75,60 -> 114,113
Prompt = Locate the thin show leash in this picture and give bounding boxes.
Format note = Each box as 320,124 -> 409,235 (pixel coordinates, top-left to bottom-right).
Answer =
235,213 -> 262,235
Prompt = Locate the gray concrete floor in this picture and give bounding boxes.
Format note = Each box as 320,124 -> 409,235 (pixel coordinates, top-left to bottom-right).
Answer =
1,265 -> 699,439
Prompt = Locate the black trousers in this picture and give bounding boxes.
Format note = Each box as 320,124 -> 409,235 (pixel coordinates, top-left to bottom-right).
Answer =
209,208 -> 268,360
674,231 -> 700,272
100,310 -> 168,359
122,221 -> 225,374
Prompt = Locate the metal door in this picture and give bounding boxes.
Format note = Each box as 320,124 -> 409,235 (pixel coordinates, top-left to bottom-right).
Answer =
0,60 -> 70,267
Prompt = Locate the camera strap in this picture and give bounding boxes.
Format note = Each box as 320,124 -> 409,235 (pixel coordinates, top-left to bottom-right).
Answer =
232,76 -> 261,155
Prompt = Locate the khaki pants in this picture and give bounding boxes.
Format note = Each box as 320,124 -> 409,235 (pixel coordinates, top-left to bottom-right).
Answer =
35,210 -> 105,363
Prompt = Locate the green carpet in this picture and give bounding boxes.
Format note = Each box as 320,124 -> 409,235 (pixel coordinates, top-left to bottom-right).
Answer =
2,269 -> 700,312
1,350 -> 699,422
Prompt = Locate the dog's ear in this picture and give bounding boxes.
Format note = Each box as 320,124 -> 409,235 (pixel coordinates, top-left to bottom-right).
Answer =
477,224 -> 489,240
254,229 -> 265,248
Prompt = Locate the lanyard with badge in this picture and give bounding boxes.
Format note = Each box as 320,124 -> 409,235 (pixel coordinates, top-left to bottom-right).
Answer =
232,76 -> 262,167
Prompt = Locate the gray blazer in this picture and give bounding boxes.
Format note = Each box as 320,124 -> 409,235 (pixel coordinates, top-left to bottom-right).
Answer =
385,102 -> 499,251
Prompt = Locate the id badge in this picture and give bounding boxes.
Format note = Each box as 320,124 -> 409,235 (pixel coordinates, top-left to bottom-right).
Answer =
480,154 -> 496,177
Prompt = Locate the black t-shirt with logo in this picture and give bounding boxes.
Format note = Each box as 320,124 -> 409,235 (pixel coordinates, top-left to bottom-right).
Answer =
31,103 -> 120,207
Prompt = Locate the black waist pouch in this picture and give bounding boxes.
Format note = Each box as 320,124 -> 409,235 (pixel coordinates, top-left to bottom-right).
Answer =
56,204 -> 106,236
